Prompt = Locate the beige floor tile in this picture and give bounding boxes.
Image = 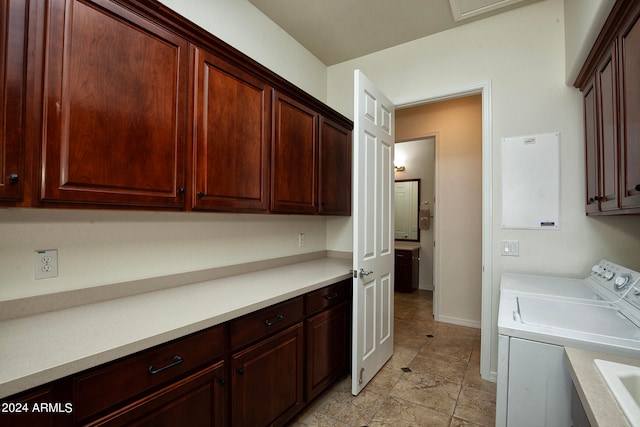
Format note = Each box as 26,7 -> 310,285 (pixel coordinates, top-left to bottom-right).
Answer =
390,370 -> 461,415
385,344 -> 420,369
409,353 -> 468,385
449,417 -> 484,427
366,363 -> 404,396
419,335 -> 475,362
288,412 -> 350,427
462,365 -> 497,395
368,396 -> 452,427
453,386 -> 497,427
334,389 -> 387,426
287,290 -> 496,427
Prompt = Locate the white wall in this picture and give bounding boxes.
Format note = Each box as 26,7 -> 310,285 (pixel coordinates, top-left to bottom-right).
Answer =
326,0 -> 640,374
564,0 -> 616,84
0,0 -> 332,301
158,0 -> 328,101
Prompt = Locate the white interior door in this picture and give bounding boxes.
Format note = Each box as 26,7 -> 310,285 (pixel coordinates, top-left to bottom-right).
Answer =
352,70 -> 395,396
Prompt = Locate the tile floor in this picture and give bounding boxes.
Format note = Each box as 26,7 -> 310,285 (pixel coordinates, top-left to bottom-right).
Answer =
288,290 -> 497,426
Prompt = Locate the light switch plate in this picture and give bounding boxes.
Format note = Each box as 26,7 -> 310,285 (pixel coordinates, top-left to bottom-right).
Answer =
501,240 -> 519,257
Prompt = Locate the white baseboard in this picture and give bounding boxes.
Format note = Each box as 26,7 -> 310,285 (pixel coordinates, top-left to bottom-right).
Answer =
435,314 -> 481,329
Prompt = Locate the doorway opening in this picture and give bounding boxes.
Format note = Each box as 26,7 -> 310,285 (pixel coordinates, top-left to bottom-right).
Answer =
395,81 -> 493,381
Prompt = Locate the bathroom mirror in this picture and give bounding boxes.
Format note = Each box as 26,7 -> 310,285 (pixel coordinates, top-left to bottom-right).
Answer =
395,179 -> 420,241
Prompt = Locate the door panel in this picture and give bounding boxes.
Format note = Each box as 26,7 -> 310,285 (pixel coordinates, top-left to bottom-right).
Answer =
352,70 -> 394,395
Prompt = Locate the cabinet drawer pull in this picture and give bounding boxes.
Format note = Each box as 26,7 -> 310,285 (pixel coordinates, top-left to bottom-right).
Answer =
148,355 -> 184,375
324,292 -> 340,301
9,174 -> 19,184
264,314 -> 285,326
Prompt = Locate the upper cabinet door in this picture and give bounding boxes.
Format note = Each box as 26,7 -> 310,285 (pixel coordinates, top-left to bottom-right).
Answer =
619,6 -> 640,209
318,117 -> 352,215
583,76 -> 600,214
40,0 -> 188,208
0,0 -> 28,202
596,42 -> 620,212
271,92 -> 318,214
193,49 -> 272,212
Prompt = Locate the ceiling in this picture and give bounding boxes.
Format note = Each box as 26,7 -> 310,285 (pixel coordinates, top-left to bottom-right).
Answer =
249,0 -> 544,65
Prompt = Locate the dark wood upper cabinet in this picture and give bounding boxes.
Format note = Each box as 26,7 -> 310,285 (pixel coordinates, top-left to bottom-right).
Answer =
192,48 -> 272,212
40,0 -> 188,208
319,117 -> 352,215
5,0 -> 351,213
576,0 -> 640,215
271,92 -> 318,214
619,6 -> 640,209
0,0 -> 28,202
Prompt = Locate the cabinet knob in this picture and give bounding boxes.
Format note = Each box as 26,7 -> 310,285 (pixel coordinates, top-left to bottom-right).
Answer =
8,174 -> 19,184
236,368 -> 245,375
177,187 -> 185,195
197,191 -> 205,198
635,184 -> 640,191
218,379 -> 226,387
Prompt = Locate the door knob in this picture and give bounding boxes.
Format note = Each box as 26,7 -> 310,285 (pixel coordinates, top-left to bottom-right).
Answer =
359,268 -> 373,278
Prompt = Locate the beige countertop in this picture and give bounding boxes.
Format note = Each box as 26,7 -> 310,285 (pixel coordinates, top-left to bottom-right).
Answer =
394,241 -> 421,250
0,257 -> 352,399
565,347 -> 640,427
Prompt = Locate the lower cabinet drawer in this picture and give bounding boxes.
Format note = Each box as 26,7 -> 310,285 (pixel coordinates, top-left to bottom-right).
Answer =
72,325 -> 224,422
229,297 -> 303,350
85,361 -> 226,427
305,279 -> 351,315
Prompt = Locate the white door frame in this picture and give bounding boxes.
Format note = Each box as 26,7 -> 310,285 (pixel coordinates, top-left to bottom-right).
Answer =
395,80 -> 494,381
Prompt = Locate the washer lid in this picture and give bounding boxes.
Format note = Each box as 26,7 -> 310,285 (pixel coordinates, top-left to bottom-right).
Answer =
517,296 -> 640,340
501,273 -> 599,300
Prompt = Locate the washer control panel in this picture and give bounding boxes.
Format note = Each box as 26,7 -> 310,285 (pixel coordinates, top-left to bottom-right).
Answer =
589,260 -> 639,298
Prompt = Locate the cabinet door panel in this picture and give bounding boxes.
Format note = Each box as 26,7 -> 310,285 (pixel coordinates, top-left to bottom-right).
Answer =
319,117 -> 352,215
596,43 -> 619,211
231,323 -> 304,427
193,49 -> 272,212
272,93 -> 317,214
583,77 -> 600,214
305,302 -> 349,401
41,0 -> 188,207
0,0 -> 27,201
620,7 -> 640,209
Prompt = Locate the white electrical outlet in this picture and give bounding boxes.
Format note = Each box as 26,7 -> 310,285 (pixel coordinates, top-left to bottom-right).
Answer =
35,249 -> 58,279
298,233 -> 305,247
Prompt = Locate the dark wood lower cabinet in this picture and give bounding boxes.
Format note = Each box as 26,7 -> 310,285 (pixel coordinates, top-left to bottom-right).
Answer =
0,280 -> 351,427
395,248 -> 419,293
87,361 -> 226,427
305,301 -> 349,402
0,385 -> 57,427
231,324 -> 304,427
